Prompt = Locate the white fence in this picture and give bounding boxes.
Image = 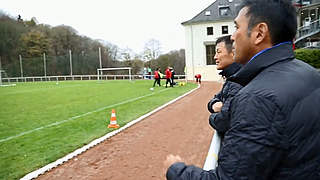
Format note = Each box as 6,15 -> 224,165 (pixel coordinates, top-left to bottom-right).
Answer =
1,74 -> 186,83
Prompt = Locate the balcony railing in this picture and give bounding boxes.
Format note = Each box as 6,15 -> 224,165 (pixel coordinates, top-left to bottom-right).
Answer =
295,19 -> 320,44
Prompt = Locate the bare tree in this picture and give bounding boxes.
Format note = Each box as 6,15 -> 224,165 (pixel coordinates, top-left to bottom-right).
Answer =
120,47 -> 135,61
142,39 -> 161,61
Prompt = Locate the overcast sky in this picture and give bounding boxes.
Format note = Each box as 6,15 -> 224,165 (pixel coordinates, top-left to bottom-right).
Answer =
1,0 -> 215,54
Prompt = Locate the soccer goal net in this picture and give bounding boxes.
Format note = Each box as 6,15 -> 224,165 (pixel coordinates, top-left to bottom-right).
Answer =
97,67 -> 132,81
0,70 -> 15,87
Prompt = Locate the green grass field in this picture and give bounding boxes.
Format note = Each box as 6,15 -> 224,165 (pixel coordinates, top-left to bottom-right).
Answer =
0,80 -> 197,180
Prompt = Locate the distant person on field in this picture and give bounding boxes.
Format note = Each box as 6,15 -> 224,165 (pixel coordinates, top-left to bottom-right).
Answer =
165,0 -> 320,179
171,67 -> 176,86
207,35 -> 242,137
194,74 -> 201,84
148,67 -> 152,79
153,68 -> 161,87
165,67 -> 173,88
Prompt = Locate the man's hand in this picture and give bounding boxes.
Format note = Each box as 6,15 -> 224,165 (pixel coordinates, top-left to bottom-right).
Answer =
213,102 -> 223,112
163,154 -> 183,175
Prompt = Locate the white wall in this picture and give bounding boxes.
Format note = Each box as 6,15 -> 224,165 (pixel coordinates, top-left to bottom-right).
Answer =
184,20 -> 236,81
185,66 -> 222,82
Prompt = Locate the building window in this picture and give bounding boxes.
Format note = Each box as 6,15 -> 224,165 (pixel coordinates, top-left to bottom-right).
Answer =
219,7 -> 231,16
207,27 -> 213,35
222,26 -> 228,34
205,10 -> 211,16
310,8 -> 317,21
206,45 -> 216,65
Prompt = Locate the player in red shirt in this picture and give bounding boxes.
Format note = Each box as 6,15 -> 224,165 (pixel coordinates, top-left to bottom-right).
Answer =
165,67 -> 173,88
195,74 -> 201,84
153,68 -> 161,87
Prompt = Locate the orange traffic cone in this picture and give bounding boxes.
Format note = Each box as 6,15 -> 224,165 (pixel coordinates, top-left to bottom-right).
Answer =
108,109 -> 120,128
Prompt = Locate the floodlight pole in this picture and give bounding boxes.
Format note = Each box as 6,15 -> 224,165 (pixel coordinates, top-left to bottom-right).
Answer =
43,53 -> 47,79
98,47 -> 102,81
99,47 -> 102,69
69,50 -> 73,76
19,55 -> 23,77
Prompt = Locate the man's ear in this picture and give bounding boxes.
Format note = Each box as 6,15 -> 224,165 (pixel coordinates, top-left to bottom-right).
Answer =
229,50 -> 235,59
252,22 -> 270,45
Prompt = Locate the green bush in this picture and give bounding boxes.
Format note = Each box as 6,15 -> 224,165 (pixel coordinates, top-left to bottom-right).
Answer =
294,49 -> 320,69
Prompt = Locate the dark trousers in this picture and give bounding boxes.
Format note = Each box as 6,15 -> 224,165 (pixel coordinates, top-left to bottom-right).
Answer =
166,78 -> 173,87
196,78 -> 201,84
153,78 -> 161,87
171,77 -> 175,85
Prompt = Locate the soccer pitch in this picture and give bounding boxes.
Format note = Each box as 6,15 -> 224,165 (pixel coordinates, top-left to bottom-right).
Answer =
0,80 -> 197,180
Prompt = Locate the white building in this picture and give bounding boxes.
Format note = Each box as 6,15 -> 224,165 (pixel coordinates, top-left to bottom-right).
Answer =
182,0 -> 242,81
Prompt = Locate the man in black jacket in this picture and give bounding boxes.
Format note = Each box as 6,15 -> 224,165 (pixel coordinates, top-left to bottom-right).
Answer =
165,0 -> 320,179
207,35 -> 242,136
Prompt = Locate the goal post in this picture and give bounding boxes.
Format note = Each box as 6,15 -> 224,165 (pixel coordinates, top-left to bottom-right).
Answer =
0,70 -> 15,87
97,67 -> 132,81
0,70 -> 2,85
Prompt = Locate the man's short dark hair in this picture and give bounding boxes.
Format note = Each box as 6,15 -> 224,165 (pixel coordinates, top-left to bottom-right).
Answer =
216,35 -> 233,53
238,0 -> 297,45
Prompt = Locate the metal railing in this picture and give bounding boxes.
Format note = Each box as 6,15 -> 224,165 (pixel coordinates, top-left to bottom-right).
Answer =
1,75 -> 186,83
295,19 -> 320,44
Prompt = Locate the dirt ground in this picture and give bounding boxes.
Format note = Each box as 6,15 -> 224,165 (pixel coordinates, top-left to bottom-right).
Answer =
37,81 -> 222,180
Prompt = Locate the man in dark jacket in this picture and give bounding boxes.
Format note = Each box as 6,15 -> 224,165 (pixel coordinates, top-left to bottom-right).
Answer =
171,67 -> 176,86
207,35 -> 242,136
165,0 -> 320,179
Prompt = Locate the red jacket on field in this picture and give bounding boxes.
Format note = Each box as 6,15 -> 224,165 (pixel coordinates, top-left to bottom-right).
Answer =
165,68 -> 172,79
154,70 -> 159,79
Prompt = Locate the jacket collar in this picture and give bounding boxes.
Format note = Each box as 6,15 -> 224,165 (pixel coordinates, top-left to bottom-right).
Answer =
229,42 -> 295,86
219,62 -> 242,78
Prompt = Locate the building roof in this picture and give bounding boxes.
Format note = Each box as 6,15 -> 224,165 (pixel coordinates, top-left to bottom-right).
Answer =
182,0 -> 243,25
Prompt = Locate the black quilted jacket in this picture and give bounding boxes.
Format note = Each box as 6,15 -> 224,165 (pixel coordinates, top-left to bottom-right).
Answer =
207,63 -> 242,136
166,43 -> 320,180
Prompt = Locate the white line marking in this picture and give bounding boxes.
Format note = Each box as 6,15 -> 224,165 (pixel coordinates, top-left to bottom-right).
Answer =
0,84 -> 84,95
21,84 -> 200,180
0,88 -> 170,143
